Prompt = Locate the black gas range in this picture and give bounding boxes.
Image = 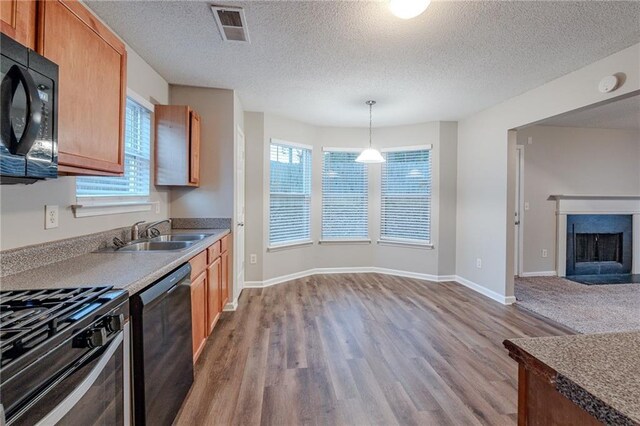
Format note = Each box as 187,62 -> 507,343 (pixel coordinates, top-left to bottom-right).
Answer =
0,286 -> 130,425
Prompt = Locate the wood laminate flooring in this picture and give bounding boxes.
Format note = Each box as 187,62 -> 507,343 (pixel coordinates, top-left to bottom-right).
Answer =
175,273 -> 569,426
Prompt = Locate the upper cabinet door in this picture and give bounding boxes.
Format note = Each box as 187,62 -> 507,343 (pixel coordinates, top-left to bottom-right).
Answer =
189,111 -> 201,185
155,105 -> 201,187
38,0 -> 126,176
1,0 -> 36,49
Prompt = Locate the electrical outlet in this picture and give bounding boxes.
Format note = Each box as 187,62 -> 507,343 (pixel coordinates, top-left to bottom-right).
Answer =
527,137 -> 533,145
542,249 -> 548,258
524,202 -> 530,211
250,254 -> 257,264
45,205 -> 59,229
476,258 -> 482,269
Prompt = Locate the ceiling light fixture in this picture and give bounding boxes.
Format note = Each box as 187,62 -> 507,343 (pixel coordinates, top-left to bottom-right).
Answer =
389,0 -> 431,19
356,101 -> 385,164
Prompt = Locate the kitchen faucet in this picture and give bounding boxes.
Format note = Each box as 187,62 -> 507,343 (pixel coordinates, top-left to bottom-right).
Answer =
131,221 -> 145,240
141,219 -> 173,238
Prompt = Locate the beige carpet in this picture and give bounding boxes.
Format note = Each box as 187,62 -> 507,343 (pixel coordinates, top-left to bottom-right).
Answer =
515,276 -> 640,334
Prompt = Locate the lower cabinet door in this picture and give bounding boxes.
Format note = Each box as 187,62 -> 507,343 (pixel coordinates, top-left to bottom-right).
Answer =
221,251 -> 229,309
190,272 -> 207,363
206,257 -> 221,334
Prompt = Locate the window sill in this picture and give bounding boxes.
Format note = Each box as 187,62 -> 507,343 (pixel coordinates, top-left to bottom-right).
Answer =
319,239 -> 371,245
72,199 -> 157,218
267,240 -> 314,252
377,239 -> 434,249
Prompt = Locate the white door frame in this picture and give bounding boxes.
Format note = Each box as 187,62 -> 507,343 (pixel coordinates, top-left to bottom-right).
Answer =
515,145 -> 525,277
232,125 -> 245,308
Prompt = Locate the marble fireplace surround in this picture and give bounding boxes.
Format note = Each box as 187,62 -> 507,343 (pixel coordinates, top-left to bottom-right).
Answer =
551,195 -> 640,277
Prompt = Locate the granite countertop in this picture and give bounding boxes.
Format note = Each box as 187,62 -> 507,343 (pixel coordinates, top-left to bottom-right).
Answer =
0,228 -> 230,295
504,332 -> 640,426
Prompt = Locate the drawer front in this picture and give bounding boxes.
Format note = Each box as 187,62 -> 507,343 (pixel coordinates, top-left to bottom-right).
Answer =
221,234 -> 230,254
207,241 -> 221,263
189,251 -> 207,279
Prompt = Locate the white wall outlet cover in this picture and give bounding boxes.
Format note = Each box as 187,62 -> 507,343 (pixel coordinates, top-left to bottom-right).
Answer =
524,202 -> 530,211
45,205 -> 59,229
250,254 -> 257,264
598,75 -> 619,93
476,258 -> 482,268
542,249 -> 548,258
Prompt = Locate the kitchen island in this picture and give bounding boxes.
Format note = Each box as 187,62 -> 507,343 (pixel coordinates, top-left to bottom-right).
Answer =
504,332 -> 640,426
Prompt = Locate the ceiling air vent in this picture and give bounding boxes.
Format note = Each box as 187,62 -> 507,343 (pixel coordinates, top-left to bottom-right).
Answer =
211,5 -> 250,43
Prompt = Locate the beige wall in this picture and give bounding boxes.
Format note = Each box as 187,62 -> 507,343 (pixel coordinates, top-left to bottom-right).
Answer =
0,46 -> 170,250
244,112 -> 458,282
518,125 -> 640,274
456,43 -> 639,302
168,86 -> 237,219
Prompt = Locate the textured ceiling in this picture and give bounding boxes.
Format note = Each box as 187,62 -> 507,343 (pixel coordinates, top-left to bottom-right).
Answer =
85,0 -> 640,127
541,95 -> 640,130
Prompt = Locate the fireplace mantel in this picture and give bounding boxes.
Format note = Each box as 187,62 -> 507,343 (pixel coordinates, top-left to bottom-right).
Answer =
552,195 -> 640,276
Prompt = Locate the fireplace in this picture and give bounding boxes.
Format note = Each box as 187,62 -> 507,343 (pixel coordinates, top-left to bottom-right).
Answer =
566,214 -> 632,276
575,233 -> 623,263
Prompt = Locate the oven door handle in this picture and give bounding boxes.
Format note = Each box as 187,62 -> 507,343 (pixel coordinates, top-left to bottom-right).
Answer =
33,331 -> 124,426
0,64 -> 42,156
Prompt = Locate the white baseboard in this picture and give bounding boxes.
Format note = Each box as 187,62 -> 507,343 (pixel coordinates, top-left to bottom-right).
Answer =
244,268 -> 512,305
519,271 -> 557,277
454,275 -> 516,305
223,298 -> 238,312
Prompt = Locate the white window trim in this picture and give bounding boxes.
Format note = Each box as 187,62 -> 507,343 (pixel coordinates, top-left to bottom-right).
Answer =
381,144 -> 433,153
267,239 -> 314,252
270,138 -> 313,151
74,89 -> 155,218
319,239 -> 372,245
267,139 -> 314,247
322,147 -> 362,153
377,238 -> 434,249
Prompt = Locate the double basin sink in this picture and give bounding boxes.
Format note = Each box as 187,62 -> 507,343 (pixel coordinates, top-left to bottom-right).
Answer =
113,234 -> 212,252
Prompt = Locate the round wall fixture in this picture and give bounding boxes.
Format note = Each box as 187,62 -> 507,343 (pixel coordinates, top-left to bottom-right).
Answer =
598,75 -> 619,93
389,0 -> 431,19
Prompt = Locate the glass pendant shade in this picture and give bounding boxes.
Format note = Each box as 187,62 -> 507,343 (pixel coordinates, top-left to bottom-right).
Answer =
356,148 -> 385,163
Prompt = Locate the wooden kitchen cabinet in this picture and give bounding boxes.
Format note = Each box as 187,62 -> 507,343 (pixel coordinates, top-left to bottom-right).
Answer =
155,105 -> 201,186
38,0 -> 127,176
221,249 -> 229,310
189,251 -> 208,363
0,0 -> 36,49
189,270 -> 207,363
206,257 -> 221,334
189,234 -> 232,364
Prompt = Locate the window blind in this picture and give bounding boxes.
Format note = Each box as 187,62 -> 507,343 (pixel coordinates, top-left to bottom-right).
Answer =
380,148 -> 431,243
322,150 -> 368,239
269,141 -> 312,245
76,98 -> 151,197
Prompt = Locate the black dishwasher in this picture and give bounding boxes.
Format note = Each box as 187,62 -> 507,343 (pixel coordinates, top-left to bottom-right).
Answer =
130,263 -> 193,426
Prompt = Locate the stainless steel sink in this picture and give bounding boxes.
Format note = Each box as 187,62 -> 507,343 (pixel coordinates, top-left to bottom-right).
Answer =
150,234 -> 212,242
116,241 -> 194,252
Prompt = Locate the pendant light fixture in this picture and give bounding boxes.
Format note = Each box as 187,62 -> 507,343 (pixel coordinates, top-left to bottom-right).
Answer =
356,100 -> 385,164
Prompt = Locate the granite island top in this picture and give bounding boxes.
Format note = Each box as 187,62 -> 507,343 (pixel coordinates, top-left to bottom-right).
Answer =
0,228 -> 230,295
504,332 -> 640,426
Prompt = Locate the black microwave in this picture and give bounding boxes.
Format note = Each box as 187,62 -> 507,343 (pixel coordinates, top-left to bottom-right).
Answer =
1,34 -> 58,184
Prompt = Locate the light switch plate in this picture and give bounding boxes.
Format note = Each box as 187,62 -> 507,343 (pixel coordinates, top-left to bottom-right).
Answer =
45,205 -> 59,229
476,258 -> 482,269
524,202 -> 530,211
